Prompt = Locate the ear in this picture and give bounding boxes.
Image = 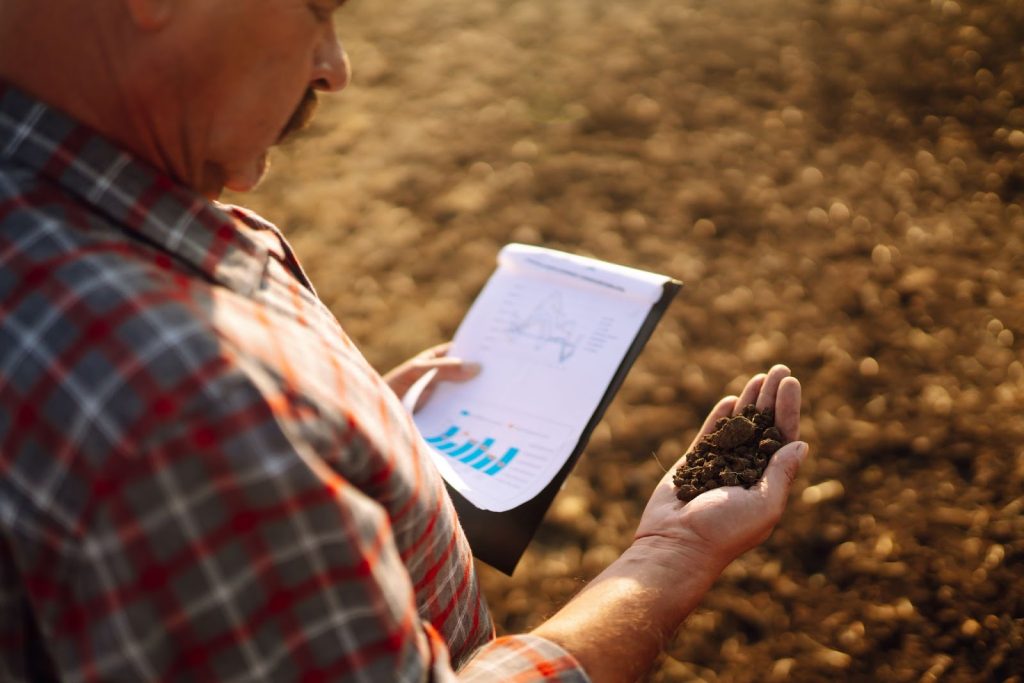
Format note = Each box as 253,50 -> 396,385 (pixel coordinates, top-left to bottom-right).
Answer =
123,0 -> 173,30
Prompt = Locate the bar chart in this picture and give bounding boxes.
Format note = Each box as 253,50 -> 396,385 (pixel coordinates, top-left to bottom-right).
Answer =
426,424 -> 521,476
412,243 -> 668,511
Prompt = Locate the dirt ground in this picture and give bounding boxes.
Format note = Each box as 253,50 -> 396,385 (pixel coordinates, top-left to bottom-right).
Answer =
232,0 -> 1024,679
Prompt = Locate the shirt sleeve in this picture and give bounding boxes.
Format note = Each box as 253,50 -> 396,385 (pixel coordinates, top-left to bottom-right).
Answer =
18,350 -> 589,682
456,635 -> 592,682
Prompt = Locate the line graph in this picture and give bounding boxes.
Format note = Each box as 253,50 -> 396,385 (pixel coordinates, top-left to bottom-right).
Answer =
506,291 -> 582,363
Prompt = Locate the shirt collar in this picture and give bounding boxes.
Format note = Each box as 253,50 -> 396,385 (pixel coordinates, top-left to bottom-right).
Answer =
0,82 -> 268,296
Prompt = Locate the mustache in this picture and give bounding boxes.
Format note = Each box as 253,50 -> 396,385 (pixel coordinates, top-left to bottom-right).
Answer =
277,88 -> 320,143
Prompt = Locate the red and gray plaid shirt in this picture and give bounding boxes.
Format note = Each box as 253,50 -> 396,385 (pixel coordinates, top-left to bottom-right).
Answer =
0,83 -> 587,682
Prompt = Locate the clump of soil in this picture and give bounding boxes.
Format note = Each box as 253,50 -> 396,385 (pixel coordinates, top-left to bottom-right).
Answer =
673,404 -> 786,502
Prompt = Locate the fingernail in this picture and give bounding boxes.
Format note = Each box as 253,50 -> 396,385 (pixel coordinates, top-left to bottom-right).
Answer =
463,362 -> 482,376
794,441 -> 809,460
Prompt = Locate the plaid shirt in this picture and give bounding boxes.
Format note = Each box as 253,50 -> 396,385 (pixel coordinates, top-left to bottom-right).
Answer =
0,83 -> 588,682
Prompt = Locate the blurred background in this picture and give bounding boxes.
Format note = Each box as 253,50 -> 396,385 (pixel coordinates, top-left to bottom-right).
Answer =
231,0 -> 1023,679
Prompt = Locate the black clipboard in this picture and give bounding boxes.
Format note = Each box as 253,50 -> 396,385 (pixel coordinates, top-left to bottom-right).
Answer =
447,278 -> 682,575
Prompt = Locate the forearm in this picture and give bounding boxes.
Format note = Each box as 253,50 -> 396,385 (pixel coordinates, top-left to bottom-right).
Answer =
531,540 -> 724,683
532,370 -> 803,682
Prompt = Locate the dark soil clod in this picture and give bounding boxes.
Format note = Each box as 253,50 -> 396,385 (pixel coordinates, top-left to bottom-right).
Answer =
673,404 -> 787,502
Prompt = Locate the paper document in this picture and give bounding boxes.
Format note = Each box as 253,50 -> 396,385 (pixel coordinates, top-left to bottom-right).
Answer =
412,244 -> 671,512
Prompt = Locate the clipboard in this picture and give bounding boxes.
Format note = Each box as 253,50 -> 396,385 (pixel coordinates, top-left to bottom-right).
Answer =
445,279 -> 681,574
410,244 -> 681,574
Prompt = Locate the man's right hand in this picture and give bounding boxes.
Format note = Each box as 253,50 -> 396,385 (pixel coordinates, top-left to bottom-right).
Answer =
531,365 -> 806,682
633,364 -> 806,577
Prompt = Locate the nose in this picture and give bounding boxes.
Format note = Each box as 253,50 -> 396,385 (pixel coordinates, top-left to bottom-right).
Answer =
312,29 -> 350,92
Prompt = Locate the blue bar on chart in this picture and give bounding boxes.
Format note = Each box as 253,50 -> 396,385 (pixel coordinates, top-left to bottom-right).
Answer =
484,448 -> 520,475
424,425 -> 520,477
460,438 -> 495,465
446,441 -> 476,457
471,455 -> 495,470
426,425 -> 459,446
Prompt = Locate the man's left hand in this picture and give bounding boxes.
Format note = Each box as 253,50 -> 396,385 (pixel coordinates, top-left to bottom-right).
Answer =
383,342 -> 481,411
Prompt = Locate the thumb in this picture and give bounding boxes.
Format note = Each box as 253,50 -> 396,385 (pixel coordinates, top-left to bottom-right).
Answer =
760,441 -> 808,510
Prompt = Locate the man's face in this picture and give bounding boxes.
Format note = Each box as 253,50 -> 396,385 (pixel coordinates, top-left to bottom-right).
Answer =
164,0 -> 350,195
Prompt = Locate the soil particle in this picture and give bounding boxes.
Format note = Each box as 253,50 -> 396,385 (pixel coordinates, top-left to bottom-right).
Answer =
673,404 -> 786,501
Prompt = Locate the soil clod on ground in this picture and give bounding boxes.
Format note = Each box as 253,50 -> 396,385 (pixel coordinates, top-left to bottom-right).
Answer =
673,404 -> 785,501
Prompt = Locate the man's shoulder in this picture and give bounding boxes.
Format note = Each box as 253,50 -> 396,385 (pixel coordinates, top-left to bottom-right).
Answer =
0,168 -> 235,422
1,161 -> 131,254
0,158 -> 34,196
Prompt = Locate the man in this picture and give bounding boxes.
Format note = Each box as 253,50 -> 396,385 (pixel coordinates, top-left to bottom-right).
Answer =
0,0 -> 808,681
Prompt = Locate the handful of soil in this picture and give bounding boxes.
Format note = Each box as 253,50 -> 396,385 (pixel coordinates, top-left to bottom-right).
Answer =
673,404 -> 786,502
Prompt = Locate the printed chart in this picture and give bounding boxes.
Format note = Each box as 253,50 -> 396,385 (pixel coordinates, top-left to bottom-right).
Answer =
505,292 -> 581,364
418,403 -> 575,512
412,244 -> 668,511
425,424 -> 520,476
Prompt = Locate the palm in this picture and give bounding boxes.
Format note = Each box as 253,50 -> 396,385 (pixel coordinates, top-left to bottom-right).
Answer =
635,366 -> 803,566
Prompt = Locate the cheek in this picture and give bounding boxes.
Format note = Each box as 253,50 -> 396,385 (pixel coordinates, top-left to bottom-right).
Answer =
209,103 -> 273,154
206,24 -> 319,151
215,76 -> 302,150
251,63 -> 314,126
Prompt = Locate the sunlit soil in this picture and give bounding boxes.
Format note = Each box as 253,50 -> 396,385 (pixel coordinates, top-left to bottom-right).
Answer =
233,0 -> 1024,679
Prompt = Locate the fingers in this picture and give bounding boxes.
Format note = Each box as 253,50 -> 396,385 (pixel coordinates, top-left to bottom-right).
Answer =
756,364 -> 791,411
706,365 -> 800,445
758,440 -> 809,514
420,342 -> 452,359
427,357 -> 481,383
775,376 -> 801,441
396,356 -> 480,388
734,374 -> 765,413
704,395 -> 738,432
735,366 -> 799,438
404,356 -> 480,412
384,343 -> 479,406
688,395 -> 737,452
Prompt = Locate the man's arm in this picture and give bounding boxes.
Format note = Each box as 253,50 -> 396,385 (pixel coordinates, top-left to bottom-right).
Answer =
529,366 -> 806,683
23,351 -> 797,683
